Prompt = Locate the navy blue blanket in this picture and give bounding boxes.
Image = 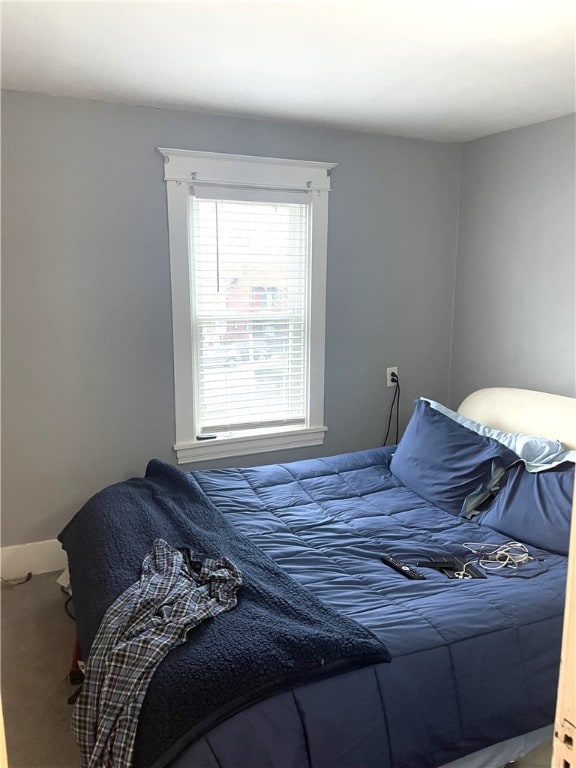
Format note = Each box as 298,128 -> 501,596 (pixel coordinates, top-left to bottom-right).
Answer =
58,459 -> 390,768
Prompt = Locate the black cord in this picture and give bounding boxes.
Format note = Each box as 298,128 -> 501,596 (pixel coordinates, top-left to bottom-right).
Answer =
394,376 -> 401,443
383,376 -> 400,446
61,587 -> 76,621
64,597 -> 76,621
382,387 -> 397,445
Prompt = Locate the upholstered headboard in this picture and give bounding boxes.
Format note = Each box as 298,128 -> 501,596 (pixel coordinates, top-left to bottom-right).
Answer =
458,387 -> 576,451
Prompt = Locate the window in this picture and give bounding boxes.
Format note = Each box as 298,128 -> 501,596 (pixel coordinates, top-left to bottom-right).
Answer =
159,149 -> 336,463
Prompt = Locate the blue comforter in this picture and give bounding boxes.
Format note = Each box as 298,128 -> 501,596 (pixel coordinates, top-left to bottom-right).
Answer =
61,447 -> 567,768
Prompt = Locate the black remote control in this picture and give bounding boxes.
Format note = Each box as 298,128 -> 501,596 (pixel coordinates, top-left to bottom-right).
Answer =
381,555 -> 426,580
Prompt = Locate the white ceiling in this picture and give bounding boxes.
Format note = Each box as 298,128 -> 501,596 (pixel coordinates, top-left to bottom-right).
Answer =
1,0 -> 575,142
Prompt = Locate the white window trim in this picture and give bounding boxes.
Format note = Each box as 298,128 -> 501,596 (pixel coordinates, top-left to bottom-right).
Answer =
158,148 -> 336,464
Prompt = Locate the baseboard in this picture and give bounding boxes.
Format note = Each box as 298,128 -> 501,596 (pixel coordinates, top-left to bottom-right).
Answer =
1,539 -> 66,580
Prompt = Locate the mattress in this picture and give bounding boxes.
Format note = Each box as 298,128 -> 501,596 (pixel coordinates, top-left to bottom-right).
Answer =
60,446 -> 567,768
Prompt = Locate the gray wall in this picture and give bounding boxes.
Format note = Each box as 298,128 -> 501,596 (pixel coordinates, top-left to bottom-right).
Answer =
449,115 -> 576,407
1,91 -> 461,545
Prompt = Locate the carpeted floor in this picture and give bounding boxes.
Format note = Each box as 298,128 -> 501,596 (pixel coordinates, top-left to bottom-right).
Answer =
2,571 -> 79,768
1,570 -> 556,768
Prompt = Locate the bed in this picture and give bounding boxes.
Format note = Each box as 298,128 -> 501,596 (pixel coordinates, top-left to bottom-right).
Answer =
59,387 -> 576,768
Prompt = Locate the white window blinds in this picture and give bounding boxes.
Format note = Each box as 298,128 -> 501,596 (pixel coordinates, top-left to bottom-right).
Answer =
190,187 -> 311,436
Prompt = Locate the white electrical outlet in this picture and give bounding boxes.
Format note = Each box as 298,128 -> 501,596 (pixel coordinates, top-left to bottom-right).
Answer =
386,367 -> 398,387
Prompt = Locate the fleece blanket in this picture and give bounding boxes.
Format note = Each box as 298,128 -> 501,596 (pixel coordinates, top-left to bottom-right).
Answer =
58,459 -> 390,768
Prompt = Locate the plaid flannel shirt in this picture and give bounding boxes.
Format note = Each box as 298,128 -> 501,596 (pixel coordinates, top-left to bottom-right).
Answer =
73,538 -> 242,768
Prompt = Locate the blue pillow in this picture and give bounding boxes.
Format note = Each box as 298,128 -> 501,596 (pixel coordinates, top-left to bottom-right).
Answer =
422,397 -> 575,472
477,463 -> 574,555
390,400 -> 519,517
